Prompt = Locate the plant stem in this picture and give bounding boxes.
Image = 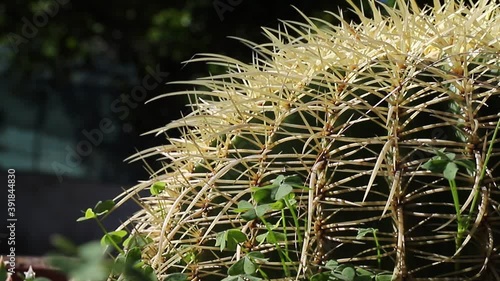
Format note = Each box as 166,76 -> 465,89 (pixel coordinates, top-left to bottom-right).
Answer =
372,229 -> 381,269
260,216 -> 292,276
95,218 -> 124,254
469,118 -> 500,217
284,197 -> 302,242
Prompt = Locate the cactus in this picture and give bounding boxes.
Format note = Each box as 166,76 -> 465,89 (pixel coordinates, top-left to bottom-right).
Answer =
112,0 -> 499,280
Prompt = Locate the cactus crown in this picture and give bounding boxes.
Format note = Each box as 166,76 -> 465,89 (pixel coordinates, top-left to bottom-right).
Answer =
114,0 -> 499,280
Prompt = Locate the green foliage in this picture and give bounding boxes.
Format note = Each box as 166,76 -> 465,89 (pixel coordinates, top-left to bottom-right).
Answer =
150,182 -> 166,195
48,240 -> 110,281
215,229 -> 248,251
310,260 -> 392,281
422,149 -> 474,180
76,200 -> 115,221
42,235 -> 157,281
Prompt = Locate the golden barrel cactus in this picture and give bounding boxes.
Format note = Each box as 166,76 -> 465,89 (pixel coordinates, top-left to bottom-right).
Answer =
113,0 -> 500,280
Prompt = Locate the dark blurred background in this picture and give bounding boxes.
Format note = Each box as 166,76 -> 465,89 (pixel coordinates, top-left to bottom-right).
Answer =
0,0 -> 433,255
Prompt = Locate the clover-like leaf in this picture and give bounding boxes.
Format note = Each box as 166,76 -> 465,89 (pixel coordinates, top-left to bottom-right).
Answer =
271,175 -> 286,186
234,200 -> 253,212
310,273 -> 330,281
241,208 -> 257,221
422,158 -> 448,173
226,229 -> 247,250
123,234 -> 153,249
101,230 -> 127,247
267,231 -> 286,243
216,230 -> 247,251
234,200 -> 257,221
255,204 -> 272,217
243,257 -> 257,275
342,267 -> 356,281
228,258 -> 245,276
256,232 -> 268,244
283,175 -> 304,186
215,231 -> 226,251
443,161 -> 459,181
253,188 -> 273,204
76,208 -> 96,221
356,228 -> 375,239
456,159 -> 475,175
325,260 -> 339,270
150,182 -> 166,195
274,183 -> 293,200
246,251 -> 266,260
94,200 -> 115,215
270,200 -> 285,210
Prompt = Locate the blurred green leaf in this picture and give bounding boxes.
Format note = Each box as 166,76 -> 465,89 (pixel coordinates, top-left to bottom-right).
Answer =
164,273 -> 188,281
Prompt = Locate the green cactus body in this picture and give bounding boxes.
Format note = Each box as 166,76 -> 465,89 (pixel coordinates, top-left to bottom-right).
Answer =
114,0 -> 499,280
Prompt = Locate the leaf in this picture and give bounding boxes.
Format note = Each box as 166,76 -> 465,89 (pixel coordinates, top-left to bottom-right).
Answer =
375,274 -> 394,281
227,229 -> 247,242
215,232 -> 226,251
271,175 -> 286,185
422,158 -> 448,173
33,278 -> 52,281
356,228 -> 375,239
270,200 -> 285,210
253,188 -> 272,204
0,265 -> 7,281
325,260 -> 339,269
164,273 -> 188,281
456,159 -> 475,175
266,231 -> 286,243
243,257 -> 257,275
50,235 -> 78,255
76,208 -> 96,221
78,242 -> 105,262
255,204 -> 272,217
244,275 -> 263,281
216,230 -> 247,251
101,230 -> 127,247
283,175 -> 304,187
310,273 -> 329,281
342,267 -> 356,281
355,267 -> 373,276
150,182 -> 166,195
94,200 -> 115,215
234,200 -> 253,212
123,234 -> 153,248
246,251 -> 266,260
435,148 -> 455,161
142,265 -> 159,281
228,259 -> 245,276
443,162 -> 459,180
241,208 -> 257,221
124,247 -> 142,266
111,254 -> 126,275
221,276 -> 240,281
274,183 -> 293,200
256,232 -> 268,244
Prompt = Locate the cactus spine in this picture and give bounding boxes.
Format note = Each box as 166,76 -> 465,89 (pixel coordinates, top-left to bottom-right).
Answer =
114,0 -> 499,280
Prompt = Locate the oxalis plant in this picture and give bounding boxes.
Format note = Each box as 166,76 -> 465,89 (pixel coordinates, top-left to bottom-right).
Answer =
79,0 -> 499,280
